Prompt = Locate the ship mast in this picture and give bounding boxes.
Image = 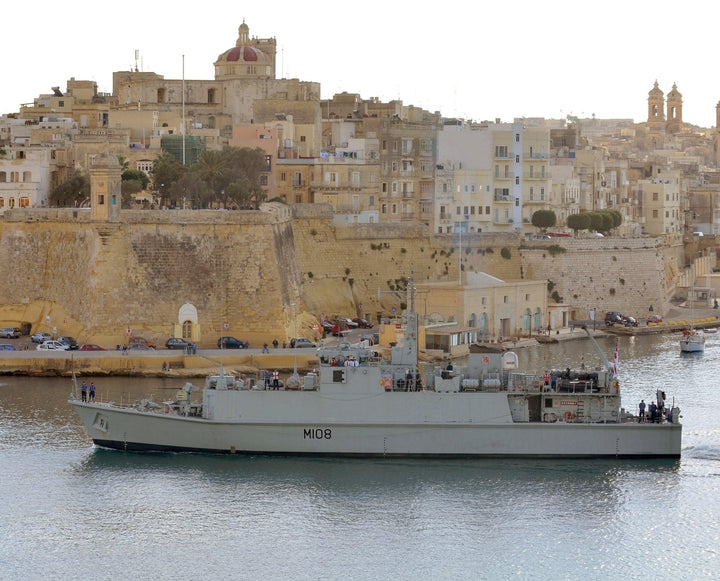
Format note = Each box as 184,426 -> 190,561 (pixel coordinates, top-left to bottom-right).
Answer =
390,274 -> 418,367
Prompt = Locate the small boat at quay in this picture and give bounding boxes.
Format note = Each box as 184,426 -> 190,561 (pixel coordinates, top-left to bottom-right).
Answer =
70,300 -> 682,458
680,267 -> 705,353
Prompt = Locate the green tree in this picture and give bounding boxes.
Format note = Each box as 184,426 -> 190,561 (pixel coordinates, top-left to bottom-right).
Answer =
194,150 -> 229,207
120,169 -> 151,208
600,211 -> 614,233
171,171 -> 209,209
531,209 -> 557,231
122,169 -> 150,190
587,212 -> 604,232
151,152 -> 186,206
50,171 -> 90,207
608,209 -> 623,229
220,147 -> 268,209
116,155 -> 131,173
567,212 -> 590,234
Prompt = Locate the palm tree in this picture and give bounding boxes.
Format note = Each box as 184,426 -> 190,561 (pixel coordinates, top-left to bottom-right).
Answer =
194,150 -> 229,207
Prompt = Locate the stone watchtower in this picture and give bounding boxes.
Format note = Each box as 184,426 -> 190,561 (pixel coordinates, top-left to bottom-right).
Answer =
90,153 -> 121,222
647,81 -> 665,134
666,83 -> 683,134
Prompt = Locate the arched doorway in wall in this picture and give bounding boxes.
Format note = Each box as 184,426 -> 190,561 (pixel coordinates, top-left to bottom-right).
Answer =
534,308 -> 542,331
182,320 -> 193,339
177,303 -> 199,341
479,312 -> 488,336
468,313 -> 477,328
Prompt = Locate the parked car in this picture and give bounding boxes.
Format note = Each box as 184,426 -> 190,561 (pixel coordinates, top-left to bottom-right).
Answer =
321,321 -> 335,333
351,318 -> 374,329
127,343 -> 155,351
647,314 -> 663,325
129,337 -> 156,350
0,327 -> 20,339
37,340 -> 69,351
0,343 -> 16,351
331,321 -> 351,336
341,318 -> 359,328
218,336 -> 249,349
622,316 -> 638,327
31,332 -> 52,343
166,337 -> 194,350
604,312 -> 623,327
57,336 -> 79,350
292,338 -> 317,348
79,344 -> 106,351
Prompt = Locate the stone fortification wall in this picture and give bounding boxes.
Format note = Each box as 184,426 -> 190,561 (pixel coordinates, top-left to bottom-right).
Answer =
0,204 -> 686,344
519,236 -> 682,319
0,206 -> 302,346
290,218 -> 523,321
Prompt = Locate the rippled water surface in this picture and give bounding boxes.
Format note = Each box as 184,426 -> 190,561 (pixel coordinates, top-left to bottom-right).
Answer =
2,333 -> 719,580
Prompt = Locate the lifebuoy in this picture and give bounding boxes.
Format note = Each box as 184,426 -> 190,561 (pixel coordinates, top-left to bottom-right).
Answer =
381,377 -> 393,391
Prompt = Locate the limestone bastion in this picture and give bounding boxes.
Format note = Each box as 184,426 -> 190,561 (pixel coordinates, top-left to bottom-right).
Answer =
0,203 -> 679,347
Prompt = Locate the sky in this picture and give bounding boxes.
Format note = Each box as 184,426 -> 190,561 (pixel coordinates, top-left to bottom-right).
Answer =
2,1 -> 717,128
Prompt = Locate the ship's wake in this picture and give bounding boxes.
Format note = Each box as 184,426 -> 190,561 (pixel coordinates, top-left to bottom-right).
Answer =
682,443 -> 720,461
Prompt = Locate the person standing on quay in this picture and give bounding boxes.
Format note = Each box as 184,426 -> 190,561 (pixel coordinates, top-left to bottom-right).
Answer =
638,399 -> 646,423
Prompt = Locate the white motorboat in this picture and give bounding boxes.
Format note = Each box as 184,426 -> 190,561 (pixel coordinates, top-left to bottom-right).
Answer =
70,304 -> 682,458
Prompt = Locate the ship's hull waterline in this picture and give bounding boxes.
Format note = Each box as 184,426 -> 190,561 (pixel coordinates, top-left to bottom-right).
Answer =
70,399 -> 681,458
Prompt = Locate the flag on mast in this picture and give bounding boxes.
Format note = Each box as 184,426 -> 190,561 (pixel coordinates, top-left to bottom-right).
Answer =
613,344 -> 619,375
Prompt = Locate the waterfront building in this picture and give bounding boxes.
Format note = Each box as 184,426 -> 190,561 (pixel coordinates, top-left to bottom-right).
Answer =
419,271 -> 548,347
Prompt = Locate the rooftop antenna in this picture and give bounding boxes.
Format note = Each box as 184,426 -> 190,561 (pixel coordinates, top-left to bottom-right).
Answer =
134,50 -> 139,72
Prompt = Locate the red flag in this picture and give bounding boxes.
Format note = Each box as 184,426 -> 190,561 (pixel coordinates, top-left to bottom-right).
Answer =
613,345 -> 619,375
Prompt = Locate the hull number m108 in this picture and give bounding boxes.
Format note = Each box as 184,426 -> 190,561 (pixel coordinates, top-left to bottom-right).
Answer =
304,428 -> 332,439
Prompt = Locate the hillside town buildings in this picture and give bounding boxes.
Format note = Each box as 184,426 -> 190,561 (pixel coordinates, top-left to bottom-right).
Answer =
1,23 -> 718,238
3,21 -> 720,344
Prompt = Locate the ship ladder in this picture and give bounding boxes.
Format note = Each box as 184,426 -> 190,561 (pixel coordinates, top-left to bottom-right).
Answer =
576,401 -> 585,422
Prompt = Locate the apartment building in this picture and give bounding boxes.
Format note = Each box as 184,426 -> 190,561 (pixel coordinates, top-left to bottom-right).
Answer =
0,147 -> 54,214
435,121 -> 551,234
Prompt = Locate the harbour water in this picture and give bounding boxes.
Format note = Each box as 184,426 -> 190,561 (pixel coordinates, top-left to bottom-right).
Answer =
2,332 -> 719,580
